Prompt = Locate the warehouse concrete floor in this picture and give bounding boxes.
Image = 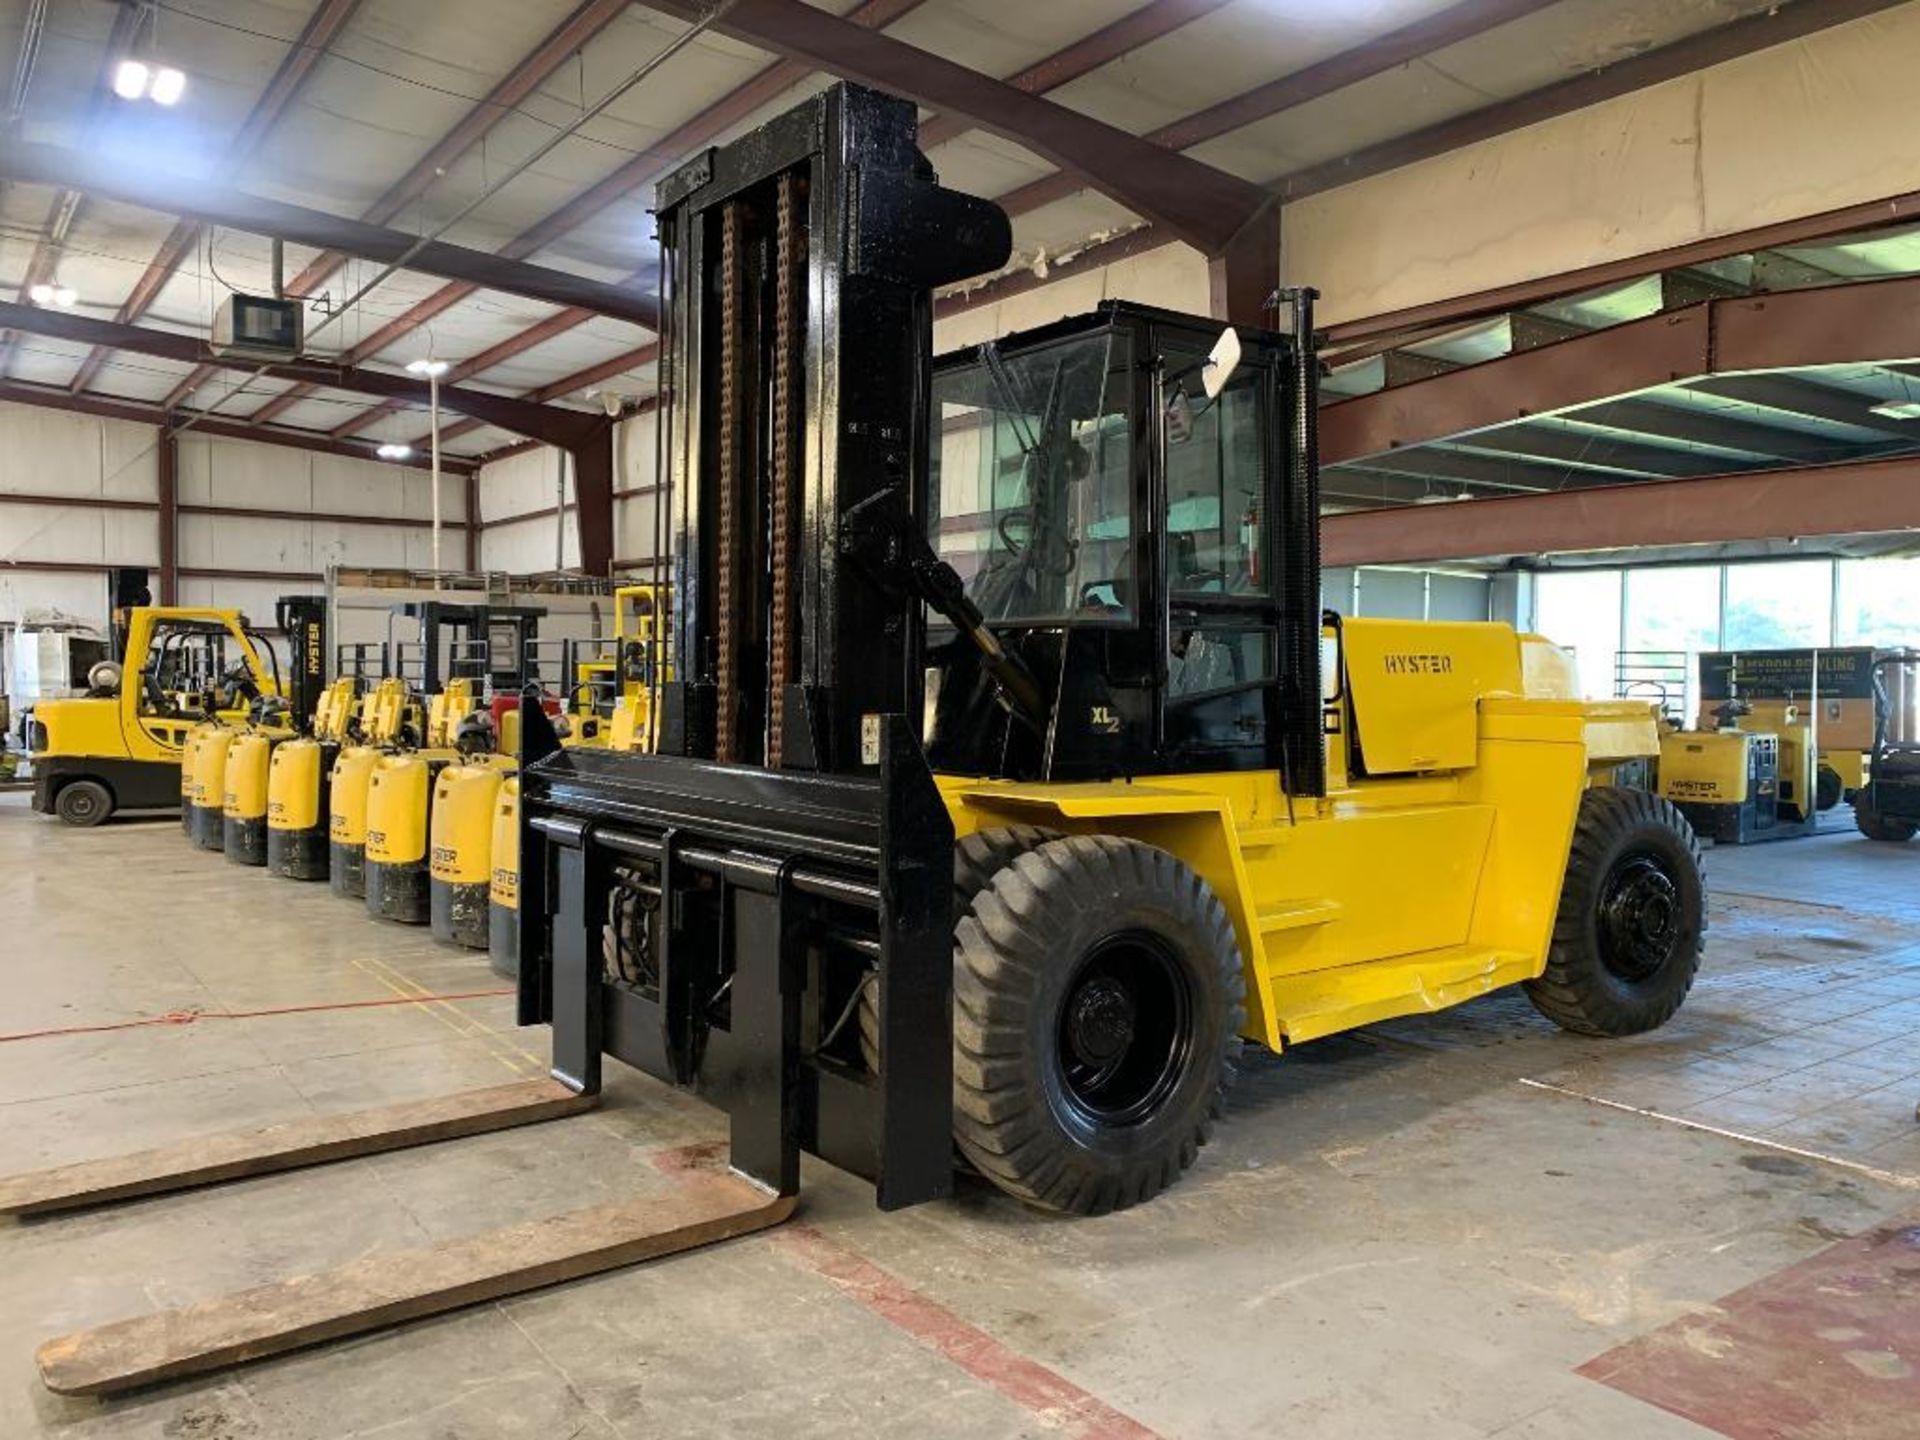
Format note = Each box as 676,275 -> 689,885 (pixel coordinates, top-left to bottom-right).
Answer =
2,794 -> 1917,1440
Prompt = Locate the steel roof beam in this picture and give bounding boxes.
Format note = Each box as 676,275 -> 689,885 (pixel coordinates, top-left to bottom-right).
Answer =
0,378 -> 477,475
637,0 -> 1269,254
915,0 -> 1233,151
1323,453 -> 1920,567
165,0 -> 635,410
0,144 -> 660,331
245,0 -> 924,436
0,0 -> 145,379
1325,273 -> 1920,463
993,0 -> 1558,221
1566,396 -> 1905,464
0,301 -> 600,447
66,0 -> 364,396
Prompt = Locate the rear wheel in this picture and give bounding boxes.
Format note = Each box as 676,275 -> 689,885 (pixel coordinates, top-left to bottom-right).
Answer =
952,835 -> 1243,1215
1525,787 -> 1704,1037
54,778 -> 113,828
1816,765 -> 1845,813
1855,797 -> 1917,843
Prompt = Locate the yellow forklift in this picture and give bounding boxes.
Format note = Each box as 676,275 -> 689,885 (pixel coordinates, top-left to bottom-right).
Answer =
30,600 -> 319,827
1853,649 -> 1920,842
3,85 -> 1700,1396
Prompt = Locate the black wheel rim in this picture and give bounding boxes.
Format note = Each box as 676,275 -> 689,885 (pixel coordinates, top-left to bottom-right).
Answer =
1597,852 -> 1682,982
1054,931 -> 1193,1129
64,790 -> 99,821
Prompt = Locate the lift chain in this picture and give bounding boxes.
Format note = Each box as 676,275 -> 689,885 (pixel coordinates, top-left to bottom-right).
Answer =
767,170 -> 802,769
715,201 -> 744,764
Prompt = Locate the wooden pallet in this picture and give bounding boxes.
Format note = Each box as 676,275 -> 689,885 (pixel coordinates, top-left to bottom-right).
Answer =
38,1171 -> 793,1395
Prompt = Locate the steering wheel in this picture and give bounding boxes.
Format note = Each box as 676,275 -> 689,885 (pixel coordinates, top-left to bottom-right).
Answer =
142,670 -> 171,716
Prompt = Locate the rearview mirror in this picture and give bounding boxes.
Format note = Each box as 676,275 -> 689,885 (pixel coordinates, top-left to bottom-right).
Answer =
1202,327 -> 1242,400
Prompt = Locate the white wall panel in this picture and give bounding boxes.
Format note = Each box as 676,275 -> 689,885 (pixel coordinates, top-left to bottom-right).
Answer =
935,244 -> 1211,354
482,513 -> 577,573
174,577 -> 300,626
616,490 -> 661,567
1285,7 -> 1920,325
479,446 -> 567,521
0,401 -> 156,500
179,514 -> 316,573
0,502 -> 157,566
0,570 -> 104,625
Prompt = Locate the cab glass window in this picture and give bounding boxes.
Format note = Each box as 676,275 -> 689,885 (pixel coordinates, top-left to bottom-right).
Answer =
1163,351 -> 1268,597
931,329 -> 1135,624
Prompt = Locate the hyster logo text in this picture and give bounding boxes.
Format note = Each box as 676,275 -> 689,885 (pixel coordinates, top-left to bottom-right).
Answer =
1383,653 -> 1453,675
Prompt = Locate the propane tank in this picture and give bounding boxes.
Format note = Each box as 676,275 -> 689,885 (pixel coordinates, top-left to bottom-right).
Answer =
364,752 -> 432,924
222,732 -> 273,866
429,758 -> 511,949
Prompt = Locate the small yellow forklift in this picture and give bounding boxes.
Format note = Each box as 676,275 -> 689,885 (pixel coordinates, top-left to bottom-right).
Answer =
30,598 -> 322,826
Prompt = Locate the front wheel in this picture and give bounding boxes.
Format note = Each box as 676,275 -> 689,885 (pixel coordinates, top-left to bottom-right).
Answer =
54,778 -> 113,827
1525,787 -> 1704,1037
953,835 -> 1244,1215
1855,798 -> 1917,843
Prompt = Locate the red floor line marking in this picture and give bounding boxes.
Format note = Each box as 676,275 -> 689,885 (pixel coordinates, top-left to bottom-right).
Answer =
644,1145 -> 1161,1439
773,1224 -> 1162,1440
0,989 -> 516,1043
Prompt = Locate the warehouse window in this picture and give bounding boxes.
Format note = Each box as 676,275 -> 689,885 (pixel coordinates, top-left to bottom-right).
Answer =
1837,557 -> 1920,646
1724,560 -> 1832,649
1533,569 -> 1621,700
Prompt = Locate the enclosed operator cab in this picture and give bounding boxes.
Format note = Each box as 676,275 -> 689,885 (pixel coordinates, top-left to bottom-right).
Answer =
30,607 -> 281,826
924,302 -> 1292,783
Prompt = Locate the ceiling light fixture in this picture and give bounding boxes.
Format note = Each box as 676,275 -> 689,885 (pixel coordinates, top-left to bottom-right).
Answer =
1869,399 -> 1920,421
28,283 -> 75,307
112,58 -> 149,99
376,443 -> 413,461
406,357 -> 449,378
148,66 -> 185,105
112,57 -> 185,104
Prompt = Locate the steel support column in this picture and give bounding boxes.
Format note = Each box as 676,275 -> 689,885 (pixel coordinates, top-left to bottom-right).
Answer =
1208,201 -> 1279,329
465,473 -> 480,571
157,424 -> 178,605
569,426 -> 616,576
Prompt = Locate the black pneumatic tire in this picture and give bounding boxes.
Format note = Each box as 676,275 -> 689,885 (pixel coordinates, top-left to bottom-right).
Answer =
954,835 -> 1245,1215
1816,765 -> 1845,813
1855,798 -> 1918,843
1526,787 -> 1704,1038
55,779 -> 113,828
858,824 -> 1057,1071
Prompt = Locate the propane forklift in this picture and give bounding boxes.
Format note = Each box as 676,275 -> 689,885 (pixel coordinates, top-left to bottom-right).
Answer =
33,597 -> 321,827
3,84 -> 1699,1397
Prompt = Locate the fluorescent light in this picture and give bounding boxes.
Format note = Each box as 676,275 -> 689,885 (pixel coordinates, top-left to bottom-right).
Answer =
149,67 -> 186,106
113,59 -> 149,100
27,283 -> 74,307
1869,399 -> 1920,420
51,287 -> 75,307
27,283 -> 51,304
376,443 -> 413,461
406,358 -> 449,378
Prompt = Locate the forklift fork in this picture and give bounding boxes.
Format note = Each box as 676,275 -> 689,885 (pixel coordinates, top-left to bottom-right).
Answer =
1,981 -> 796,1397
